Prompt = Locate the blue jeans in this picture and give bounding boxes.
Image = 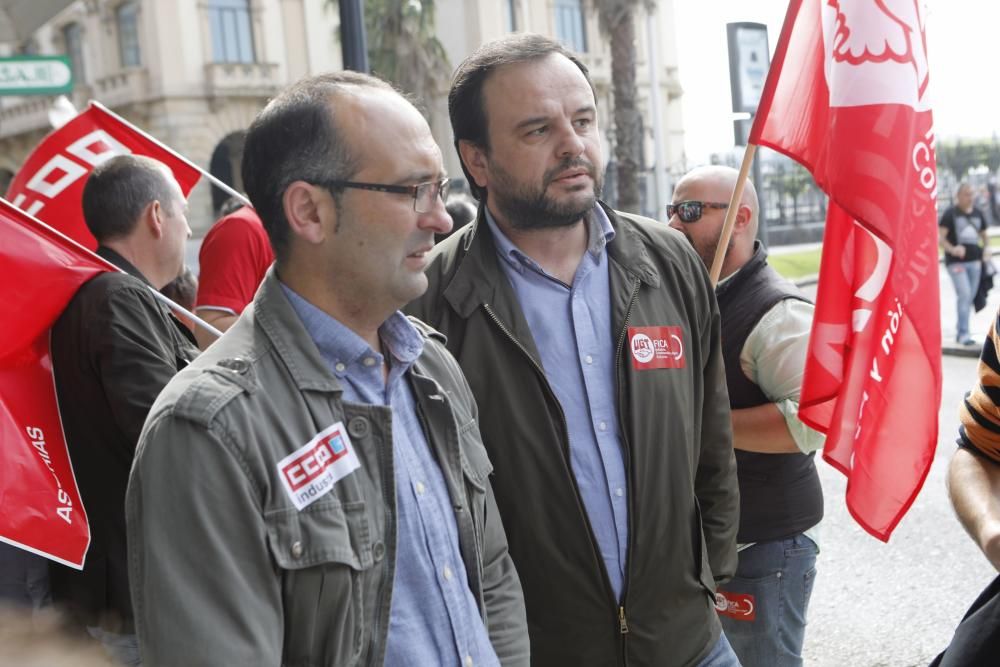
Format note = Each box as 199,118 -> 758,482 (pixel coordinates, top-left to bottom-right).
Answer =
948,260 -> 982,341
697,631 -> 742,667
717,535 -> 818,667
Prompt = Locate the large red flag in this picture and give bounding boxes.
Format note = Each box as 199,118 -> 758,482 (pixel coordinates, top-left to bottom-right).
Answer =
6,102 -> 201,249
0,198 -> 120,568
749,0 -> 940,540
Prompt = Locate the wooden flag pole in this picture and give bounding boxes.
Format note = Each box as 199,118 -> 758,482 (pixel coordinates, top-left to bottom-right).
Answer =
709,143 -> 758,286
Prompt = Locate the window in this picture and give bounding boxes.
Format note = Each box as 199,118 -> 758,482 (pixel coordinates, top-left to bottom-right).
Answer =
117,1 -> 142,67
208,0 -> 255,64
554,0 -> 587,53
503,0 -> 517,32
62,23 -> 86,84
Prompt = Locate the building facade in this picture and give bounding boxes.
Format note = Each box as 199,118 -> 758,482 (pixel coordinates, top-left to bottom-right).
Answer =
0,0 -> 684,232
0,0 -> 342,232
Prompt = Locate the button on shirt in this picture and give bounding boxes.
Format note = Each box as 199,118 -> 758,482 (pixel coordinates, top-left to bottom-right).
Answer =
281,285 -> 498,667
485,206 -> 630,601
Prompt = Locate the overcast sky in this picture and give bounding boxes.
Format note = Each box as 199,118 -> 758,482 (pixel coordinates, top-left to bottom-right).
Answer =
673,0 -> 987,163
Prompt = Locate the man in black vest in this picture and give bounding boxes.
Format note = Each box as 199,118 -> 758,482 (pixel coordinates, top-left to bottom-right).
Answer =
669,166 -> 825,667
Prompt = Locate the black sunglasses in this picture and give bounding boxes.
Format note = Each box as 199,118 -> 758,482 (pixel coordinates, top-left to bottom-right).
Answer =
666,200 -> 728,223
316,178 -> 450,213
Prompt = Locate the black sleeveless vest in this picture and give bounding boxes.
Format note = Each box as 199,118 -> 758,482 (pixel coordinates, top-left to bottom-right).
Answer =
715,242 -> 824,543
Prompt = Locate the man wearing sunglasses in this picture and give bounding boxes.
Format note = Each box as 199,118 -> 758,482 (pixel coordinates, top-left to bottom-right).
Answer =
669,165 -> 825,667
408,34 -> 740,666
127,71 -> 528,666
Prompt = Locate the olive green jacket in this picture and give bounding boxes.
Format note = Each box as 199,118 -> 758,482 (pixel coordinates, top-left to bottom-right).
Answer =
406,203 -> 739,666
126,268 -> 528,666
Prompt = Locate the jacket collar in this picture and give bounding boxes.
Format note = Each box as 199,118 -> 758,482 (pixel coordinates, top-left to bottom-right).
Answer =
97,246 -> 152,286
252,266 -> 346,394
442,200 -> 661,319
715,240 -> 767,298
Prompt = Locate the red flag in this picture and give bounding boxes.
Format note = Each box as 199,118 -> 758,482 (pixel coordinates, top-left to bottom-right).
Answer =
749,0 -> 940,540
6,103 -> 201,249
0,198 -> 121,567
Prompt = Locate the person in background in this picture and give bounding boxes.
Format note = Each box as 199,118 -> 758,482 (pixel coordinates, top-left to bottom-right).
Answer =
940,182 -> 990,346
193,204 -> 274,348
48,155 -> 198,666
669,165 -> 825,667
160,266 -> 198,333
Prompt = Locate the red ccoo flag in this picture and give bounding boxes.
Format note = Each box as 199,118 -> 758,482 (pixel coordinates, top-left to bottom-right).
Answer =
0,198 -> 121,568
6,102 -> 201,249
749,0 -> 940,540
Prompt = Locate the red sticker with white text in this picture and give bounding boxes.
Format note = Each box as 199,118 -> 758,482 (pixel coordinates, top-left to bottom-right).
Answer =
714,591 -> 756,621
627,326 -> 685,370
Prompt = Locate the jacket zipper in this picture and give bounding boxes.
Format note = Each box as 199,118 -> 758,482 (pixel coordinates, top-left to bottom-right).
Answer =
613,278 -> 641,665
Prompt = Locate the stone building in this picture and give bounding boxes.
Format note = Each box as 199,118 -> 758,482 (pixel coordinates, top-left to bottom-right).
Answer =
0,0 -> 685,232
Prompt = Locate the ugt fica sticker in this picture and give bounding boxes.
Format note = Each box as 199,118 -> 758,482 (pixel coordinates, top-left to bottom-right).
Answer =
628,326 -> 685,370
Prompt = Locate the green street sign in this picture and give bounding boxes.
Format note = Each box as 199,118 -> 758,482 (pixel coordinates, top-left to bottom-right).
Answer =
0,56 -> 73,95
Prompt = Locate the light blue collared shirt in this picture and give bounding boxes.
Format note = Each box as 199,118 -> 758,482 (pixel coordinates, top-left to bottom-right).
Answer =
281,284 -> 499,667
484,206 -> 630,601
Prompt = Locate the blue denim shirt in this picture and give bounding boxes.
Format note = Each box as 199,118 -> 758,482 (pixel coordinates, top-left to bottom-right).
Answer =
484,207 -> 630,601
282,284 -> 499,667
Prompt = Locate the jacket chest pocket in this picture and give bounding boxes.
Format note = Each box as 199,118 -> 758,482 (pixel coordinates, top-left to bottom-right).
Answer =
265,500 -> 376,666
459,422 -> 493,557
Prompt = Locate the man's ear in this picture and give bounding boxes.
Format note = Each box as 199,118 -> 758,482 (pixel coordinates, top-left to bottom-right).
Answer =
458,140 -> 489,190
733,204 -> 753,235
282,181 -> 330,245
146,200 -> 164,239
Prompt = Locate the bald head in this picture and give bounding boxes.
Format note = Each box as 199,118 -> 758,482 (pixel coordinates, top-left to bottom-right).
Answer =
669,165 -> 759,278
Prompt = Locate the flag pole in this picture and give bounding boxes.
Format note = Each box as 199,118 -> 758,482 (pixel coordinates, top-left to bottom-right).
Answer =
709,143 -> 758,286
0,198 -> 223,339
88,101 -> 252,208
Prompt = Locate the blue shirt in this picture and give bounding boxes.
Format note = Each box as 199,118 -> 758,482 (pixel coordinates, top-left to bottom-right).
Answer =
484,207 -> 630,601
282,285 -> 499,667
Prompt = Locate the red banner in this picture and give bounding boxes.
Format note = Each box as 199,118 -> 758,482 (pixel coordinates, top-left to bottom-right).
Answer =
6,103 -> 201,249
749,0 -> 940,540
0,198 -> 120,568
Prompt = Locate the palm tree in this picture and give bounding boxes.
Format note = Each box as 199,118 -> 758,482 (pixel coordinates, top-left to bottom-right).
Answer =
330,0 -> 450,116
595,0 -> 646,213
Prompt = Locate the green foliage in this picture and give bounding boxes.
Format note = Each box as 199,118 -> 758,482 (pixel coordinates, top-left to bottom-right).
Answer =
769,247 -> 822,280
329,0 -> 450,113
935,138 -> 1000,181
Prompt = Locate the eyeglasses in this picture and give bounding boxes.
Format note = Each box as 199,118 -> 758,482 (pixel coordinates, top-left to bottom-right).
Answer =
666,200 -> 728,223
318,177 -> 450,213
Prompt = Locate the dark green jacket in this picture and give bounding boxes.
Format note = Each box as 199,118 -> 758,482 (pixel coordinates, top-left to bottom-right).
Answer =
406,203 -> 739,666
127,269 -> 529,666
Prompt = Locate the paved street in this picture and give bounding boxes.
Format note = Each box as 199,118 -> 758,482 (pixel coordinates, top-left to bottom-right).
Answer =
799,266 -> 999,666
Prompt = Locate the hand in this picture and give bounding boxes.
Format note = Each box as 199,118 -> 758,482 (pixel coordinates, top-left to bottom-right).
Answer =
952,245 -> 967,259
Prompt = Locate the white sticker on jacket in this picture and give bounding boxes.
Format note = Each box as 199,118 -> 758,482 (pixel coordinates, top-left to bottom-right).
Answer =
278,422 -> 360,510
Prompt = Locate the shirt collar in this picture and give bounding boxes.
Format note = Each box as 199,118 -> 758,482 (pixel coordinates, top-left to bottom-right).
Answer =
483,204 -> 615,274
278,282 -> 424,379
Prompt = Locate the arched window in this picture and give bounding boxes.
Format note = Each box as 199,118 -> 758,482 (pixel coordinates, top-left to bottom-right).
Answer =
117,1 -> 142,67
554,0 -> 587,53
208,0 -> 255,63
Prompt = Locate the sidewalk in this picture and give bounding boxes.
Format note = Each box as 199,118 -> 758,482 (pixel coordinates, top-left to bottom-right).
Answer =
793,259 -> 998,359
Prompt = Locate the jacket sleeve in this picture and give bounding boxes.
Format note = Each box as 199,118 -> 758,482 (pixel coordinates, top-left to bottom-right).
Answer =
695,288 -> 740,584
127,411 -> 282,666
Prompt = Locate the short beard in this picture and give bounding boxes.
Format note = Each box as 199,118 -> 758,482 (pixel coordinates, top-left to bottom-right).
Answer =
487,156 -> 603,230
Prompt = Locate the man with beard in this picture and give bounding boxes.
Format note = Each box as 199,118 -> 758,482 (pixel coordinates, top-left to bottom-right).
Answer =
407,34 -> 740,666
669,166 -> 824,667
